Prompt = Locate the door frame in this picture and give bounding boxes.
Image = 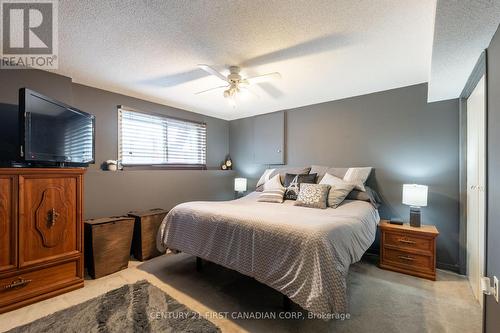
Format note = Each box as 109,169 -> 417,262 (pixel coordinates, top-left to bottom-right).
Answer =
459,51 -> 487,277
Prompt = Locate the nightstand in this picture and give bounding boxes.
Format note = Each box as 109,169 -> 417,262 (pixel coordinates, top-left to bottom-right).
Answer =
379,220 -> 439,280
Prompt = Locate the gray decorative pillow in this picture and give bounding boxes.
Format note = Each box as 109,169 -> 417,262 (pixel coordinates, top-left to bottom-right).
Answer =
347,186 -> 382,208
258,174 -> 286,203
269,166 -> 311,185
319,173 -> 355,208
294,183 -> 331,209
284,173 -> 317,200
310,165 -> 348,183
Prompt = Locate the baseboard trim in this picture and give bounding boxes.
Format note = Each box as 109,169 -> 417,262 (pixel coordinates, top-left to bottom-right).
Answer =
436,261 -> 461,274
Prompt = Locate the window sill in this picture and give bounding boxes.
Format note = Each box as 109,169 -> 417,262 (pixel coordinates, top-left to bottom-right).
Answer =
121,164 -> 207,171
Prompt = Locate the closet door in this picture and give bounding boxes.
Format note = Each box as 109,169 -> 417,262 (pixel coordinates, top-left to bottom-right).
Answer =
466,75 -> 486,306
253,111 -> 285,164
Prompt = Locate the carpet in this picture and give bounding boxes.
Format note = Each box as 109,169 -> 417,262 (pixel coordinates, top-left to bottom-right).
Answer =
6,280 -> 220,333
325,261 -> 482,332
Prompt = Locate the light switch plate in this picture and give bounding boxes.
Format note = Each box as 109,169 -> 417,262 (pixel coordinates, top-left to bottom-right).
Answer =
494,276 -> 499,303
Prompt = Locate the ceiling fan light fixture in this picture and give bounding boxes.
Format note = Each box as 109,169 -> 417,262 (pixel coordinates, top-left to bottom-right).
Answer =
195,64 -> 281,101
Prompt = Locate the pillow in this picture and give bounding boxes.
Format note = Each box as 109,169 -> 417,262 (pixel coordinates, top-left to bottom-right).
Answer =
347,186 -> 382,208
269,166 -> 311,185
343,167 -> 372,192
294,183 -> 331,209
319,173 -> 355,208
310,165 -> 348,183
256,168 -> 275,188
284,173 -> 317,200
258,174 -> 285,203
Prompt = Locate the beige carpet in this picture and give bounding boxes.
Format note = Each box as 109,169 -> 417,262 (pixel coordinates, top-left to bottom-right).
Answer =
0,253 -> 481,333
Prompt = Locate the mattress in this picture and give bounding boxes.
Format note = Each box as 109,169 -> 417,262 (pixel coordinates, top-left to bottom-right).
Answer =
157,192 -> 379,315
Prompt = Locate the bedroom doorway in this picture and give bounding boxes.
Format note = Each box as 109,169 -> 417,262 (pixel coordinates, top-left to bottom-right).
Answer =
466,74 -> 486,307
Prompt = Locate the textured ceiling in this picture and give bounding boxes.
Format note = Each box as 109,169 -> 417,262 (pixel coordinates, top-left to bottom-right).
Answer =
55,0 -> 435,120
428,0 -> 500,102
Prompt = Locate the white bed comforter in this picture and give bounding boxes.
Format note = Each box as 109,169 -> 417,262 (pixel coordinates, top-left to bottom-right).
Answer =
157,192 -> 379,315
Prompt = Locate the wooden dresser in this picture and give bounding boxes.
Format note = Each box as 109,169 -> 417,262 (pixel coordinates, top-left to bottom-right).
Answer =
0,168 -> 85,313
379,220 -> 439,280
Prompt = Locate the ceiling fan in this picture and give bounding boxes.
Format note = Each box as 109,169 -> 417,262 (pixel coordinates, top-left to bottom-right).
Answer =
195,65 -> 281,98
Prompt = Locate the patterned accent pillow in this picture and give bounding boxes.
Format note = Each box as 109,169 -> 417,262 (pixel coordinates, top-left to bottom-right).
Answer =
258,174 -> 285,203
319,173 -> 355,208
283,173 -> 317,200
294,183 -> 331,209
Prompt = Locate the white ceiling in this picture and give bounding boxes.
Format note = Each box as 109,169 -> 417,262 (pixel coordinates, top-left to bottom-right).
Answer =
428,0 -> 500,102
55,0 -> 435,120
54,1 -> 498,120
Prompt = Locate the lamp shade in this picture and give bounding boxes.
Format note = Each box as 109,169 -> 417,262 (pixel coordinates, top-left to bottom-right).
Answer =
402,184 -> 428,207
234,178 -> 247,192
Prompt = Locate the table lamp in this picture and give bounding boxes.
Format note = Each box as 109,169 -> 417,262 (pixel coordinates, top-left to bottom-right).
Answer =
234,178 -> 247,197
402,184 -> 428,227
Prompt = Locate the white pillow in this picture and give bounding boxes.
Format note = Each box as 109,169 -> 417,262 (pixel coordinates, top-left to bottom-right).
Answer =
256,168 -> 275,188
343,167 -> 372,192
258,174 -> 285,203
320,173 -> 356,208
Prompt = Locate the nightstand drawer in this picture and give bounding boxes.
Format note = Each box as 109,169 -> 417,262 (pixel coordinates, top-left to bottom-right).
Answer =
384,231 -> 433,254
383,248 -> 434,273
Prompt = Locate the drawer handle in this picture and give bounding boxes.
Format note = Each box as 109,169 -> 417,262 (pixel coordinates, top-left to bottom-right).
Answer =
398,255 -> 415,261
2,278 -> 32,290
48,208 -> 60,227
398,238 -> 416,245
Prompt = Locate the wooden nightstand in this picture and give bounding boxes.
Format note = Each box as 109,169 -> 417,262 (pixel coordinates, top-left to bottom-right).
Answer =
379,220 -> 439,280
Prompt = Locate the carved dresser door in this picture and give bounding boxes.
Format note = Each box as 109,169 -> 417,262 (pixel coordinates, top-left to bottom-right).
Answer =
0,176 -> 17,272
19,174 -> 80,267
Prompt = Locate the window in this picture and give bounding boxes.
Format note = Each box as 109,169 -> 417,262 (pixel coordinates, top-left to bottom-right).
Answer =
118,107 -> 207,168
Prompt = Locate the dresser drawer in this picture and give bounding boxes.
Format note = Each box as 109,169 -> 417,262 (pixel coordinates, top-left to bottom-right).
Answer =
382,248 -> 434,273
384,231 -> 434,254
0,260 -> 81,307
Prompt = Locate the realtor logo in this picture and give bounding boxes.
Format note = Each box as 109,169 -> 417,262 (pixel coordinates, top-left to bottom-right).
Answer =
1,0 -> 58,69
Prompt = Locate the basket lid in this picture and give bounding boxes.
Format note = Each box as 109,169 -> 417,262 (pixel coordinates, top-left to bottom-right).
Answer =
128,208 -> 169,217
84,216 -> 135,225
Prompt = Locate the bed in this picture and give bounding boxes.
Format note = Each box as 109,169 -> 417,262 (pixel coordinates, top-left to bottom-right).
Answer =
157,191 -> 379,315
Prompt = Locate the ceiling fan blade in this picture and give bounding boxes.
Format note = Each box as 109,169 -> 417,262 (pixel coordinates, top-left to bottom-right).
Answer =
244,72 -> 281,84
240,86 -> 260,99
198,64 -> 229,83
194,85 -> 228,95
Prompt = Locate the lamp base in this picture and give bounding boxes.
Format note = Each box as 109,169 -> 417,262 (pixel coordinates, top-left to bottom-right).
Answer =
409,207 -> 421,227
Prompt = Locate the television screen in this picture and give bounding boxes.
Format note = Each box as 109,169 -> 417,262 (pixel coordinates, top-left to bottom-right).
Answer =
21,89 -> 95,164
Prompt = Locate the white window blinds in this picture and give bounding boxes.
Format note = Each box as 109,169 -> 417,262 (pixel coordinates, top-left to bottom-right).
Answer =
118,107 -> 207,167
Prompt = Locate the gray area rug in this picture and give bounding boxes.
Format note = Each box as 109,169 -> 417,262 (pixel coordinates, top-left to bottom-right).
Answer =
7,280 -> 220,333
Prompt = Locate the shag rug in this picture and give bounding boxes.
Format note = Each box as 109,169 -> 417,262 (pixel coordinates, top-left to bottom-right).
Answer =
7,280 -> 220,333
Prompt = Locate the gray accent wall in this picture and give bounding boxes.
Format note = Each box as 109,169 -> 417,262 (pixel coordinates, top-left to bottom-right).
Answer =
0,69 -> 462,272
230,83 -> 460,271
0,69 -> 234,219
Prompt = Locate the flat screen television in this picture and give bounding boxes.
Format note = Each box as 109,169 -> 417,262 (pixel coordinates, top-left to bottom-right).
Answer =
18,88 -> 95,166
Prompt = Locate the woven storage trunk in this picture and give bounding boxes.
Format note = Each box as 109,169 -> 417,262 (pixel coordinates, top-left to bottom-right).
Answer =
128,208 -> 168,261
84,216 -> 135,279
